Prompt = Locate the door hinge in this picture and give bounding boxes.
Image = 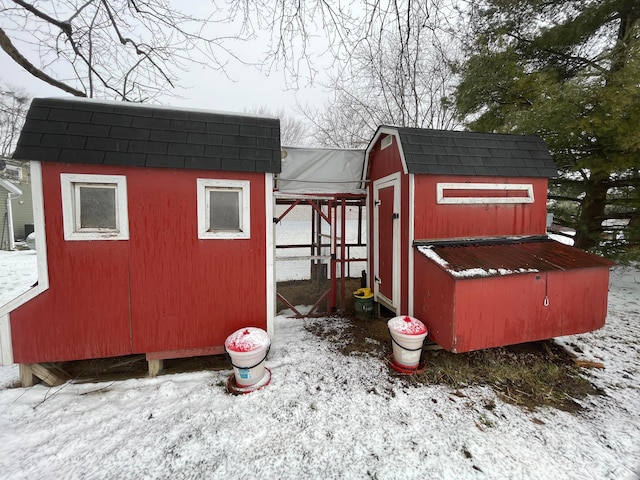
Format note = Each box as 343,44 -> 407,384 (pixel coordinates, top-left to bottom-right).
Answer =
375,276 -> 381,283
374,199 -> 381,206
392,213 -> 399,219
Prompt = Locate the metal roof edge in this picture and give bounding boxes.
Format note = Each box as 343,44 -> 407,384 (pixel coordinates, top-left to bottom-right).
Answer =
413,235 -> 549,248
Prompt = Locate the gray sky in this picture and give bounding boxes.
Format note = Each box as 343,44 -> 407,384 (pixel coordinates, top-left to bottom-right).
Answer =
0,2 -> 332,117
0,49 -> 329,116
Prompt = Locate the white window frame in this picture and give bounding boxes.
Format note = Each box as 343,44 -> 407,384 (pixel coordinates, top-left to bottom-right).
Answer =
436,182 -> 535,204
380,135 -> 393,150
197,178 -> 251,239
60,173 -> 129,241
5,165 -> 23,181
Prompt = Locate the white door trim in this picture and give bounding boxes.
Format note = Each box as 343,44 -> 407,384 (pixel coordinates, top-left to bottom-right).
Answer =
373,172 -> 401,312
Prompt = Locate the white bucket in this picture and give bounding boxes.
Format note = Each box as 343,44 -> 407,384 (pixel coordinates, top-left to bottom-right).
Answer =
224,327 -> 271,387
388,316 -> 428,369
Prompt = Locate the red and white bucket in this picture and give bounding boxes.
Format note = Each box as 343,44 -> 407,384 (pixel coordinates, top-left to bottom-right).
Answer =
224,327 -> 271,389
387,316 -> 428,371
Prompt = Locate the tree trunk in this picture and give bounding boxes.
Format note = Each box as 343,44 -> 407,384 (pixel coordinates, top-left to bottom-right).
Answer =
574,173 -> 609,250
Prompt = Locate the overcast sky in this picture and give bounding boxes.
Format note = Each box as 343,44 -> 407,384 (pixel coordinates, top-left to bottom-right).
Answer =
1,51 -> 330,117
0,2 -> 332,118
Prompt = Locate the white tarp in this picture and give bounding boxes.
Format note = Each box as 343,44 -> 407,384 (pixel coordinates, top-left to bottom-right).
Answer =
276,147 -> 365,194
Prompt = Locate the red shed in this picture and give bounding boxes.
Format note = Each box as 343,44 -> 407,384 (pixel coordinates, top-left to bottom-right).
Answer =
363,126 -> 614,352
0,98 -> 280,376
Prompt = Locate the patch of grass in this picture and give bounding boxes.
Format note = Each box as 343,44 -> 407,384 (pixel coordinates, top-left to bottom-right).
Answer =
306,315 -> 603,412
409,342 -> 602,411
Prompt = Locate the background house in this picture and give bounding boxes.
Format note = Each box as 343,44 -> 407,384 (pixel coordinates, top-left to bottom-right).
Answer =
1,158 -> 34,250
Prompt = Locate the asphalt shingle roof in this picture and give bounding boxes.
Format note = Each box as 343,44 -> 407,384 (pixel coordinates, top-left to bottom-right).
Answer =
13,98 -> 281,173
383,126 -> 557,178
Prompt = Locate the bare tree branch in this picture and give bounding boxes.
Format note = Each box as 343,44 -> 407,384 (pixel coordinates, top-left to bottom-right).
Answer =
0,26 -> 86,96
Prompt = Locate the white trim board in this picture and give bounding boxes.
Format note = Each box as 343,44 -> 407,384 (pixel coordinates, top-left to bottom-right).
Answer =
372,171 -> 401,312
197,178 -> 251,239
0,161 -> 50,365
437,182 -> 534,204
265,174 -> 275,338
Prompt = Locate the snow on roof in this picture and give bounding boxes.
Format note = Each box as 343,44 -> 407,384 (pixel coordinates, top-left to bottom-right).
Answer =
416,237 -> 615,279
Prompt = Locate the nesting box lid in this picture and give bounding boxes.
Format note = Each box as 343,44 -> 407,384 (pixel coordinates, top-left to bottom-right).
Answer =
224,327 -> 270,353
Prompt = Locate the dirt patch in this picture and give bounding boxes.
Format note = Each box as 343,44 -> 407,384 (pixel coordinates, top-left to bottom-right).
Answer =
277,278 -> 363,314
26,278 -> 603,412
306,314 -> 603,412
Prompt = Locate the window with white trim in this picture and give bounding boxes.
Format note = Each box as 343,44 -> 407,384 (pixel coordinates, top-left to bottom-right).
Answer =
60,173 -> 129,241
436,182 -> 535,204
197,179 -> 250,239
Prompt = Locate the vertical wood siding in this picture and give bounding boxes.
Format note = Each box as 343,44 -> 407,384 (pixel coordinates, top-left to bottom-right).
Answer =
452,268 -> 609,352
413,175 -> 549,240
413,252 -> 610,353
10,162 -> 267,362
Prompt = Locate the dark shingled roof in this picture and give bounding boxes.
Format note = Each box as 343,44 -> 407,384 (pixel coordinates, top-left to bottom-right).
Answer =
379,126 -> 557,177
13,98 -> 281,173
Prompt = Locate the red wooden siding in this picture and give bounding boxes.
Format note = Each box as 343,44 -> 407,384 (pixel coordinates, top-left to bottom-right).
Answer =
377,185 -> 395,302
452,268 -> 609,352
413,250 -> 610,353
413,253 -> 456,349
413,175 -> 549,240
10,162 -> 268,363
367,138 -> 411,314
126,167 -> 267,353
10,163 -> 132,362
365,129 -> 612,352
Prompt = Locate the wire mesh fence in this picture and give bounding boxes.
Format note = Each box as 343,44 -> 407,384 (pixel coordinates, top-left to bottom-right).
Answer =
274,196 -> 367,315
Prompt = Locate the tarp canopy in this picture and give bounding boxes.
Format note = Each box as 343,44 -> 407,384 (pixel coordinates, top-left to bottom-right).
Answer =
276,147 -> 365,194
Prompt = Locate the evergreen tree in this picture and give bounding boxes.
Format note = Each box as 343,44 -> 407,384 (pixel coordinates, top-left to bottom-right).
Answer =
455,0 -> 640,259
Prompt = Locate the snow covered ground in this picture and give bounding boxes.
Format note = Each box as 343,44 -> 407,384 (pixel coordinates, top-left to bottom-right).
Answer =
0,249 -> 38,307
0,251 -> 639,479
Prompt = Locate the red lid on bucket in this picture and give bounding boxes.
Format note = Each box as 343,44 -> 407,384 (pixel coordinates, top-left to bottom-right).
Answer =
387,316 -> 427,335
224,327 -> 270,353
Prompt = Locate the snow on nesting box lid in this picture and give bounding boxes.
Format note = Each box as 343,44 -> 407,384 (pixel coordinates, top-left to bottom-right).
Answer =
224,327 -> 270,353
388,316 -> 428,336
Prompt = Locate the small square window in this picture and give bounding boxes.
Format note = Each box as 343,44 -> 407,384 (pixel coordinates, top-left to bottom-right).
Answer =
61,174 -> 129,241
197,179 -> 250,239
209,189 -> 241,231
77,185 -> 117,230
380,135 -> 393,150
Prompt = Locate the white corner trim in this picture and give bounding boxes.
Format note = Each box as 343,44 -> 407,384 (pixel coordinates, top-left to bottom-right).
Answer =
31,162 -> 49,292
197,178 -> 251,239
265,174 -> 275,338
0,313 -> 13,365
408,174 -> 415,317
436,182 -> 535,204
0,162 -> 50,354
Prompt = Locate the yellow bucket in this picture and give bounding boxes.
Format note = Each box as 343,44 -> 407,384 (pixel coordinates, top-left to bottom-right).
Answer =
353,287 -> 373,299
353,288 -> 374,318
